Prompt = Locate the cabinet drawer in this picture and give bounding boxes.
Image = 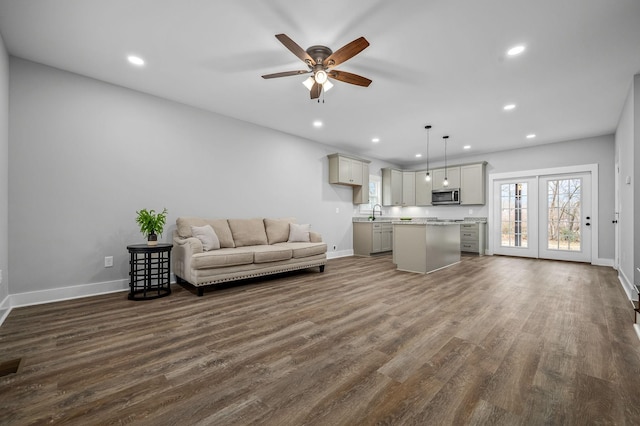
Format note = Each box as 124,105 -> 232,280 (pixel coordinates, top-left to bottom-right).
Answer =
461,242 -> 479,253
460,223 -> 478,231
460,230 -> 478,241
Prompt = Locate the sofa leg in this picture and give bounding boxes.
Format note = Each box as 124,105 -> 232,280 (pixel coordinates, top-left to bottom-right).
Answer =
320,265 -> 325,273
197,287 -> 204,297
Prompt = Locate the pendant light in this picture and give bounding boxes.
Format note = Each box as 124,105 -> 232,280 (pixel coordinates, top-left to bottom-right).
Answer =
443,135 -> 449,187
424,125 -> 432,182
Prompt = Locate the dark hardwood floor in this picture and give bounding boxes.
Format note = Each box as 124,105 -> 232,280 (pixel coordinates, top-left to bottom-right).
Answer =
1,254 -> 640,425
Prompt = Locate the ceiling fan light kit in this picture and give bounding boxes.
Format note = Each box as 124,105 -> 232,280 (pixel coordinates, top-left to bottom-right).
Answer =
262,34 -> 372,100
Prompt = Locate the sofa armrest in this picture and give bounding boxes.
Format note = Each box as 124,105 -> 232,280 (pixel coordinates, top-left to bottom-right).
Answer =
172,232 -> 203,284
174,236 -> 204,254
310,231 -> 323,243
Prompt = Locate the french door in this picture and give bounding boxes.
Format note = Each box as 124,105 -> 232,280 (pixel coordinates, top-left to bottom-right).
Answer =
493,178 -> 538,258
492,170 -> 592,263
538,173 -> 591,262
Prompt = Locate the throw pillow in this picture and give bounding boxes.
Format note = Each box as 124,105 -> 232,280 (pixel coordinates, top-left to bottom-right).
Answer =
228,218 -> 269,247
264,217 -> 297,244
288,223 -> 311,242
191,224 -> 220,251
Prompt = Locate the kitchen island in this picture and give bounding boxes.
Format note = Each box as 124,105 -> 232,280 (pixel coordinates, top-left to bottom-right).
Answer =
393,221 -> 461,274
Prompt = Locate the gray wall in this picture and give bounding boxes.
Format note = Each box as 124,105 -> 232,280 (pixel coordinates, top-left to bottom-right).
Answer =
615,75 -> 638,291
8,58 -> 395,295
396,135 -> 615,261
0,33 -> 9,304
7,56 -> 619,298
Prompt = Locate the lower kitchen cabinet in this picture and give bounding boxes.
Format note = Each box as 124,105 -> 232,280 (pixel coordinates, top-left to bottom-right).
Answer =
353,222 -> 393,256
460,222 -> 486,255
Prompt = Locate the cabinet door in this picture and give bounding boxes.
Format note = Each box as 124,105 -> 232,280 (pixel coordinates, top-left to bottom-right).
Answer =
350,160 -> 364,186
460,163 -> 485,205
372,229 -> 382,252
353,164 -> 370,204
432,167 -> 460,189
391,169 -> 402,205
381,226 -> 393,251
382,168 -> 403,206
402,171 -> 415,206
415,171 -> 433,206
337,157 -> 352,183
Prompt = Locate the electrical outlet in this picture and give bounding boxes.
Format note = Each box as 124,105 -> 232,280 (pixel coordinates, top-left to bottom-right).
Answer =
335,207 -> 340,214
104,256 -> 113,268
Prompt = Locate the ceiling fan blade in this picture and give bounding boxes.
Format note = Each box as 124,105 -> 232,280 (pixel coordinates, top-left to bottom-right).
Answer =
262,70 -> 310,79
324,37 -> 369,68
310,82 -> 321,99
328,70 -> 372,87
275,34 -> 316,66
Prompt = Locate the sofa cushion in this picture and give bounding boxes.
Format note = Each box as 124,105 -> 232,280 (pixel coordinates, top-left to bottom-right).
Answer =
191,225 -> 220,251
228,218 -> 268,247
275,242 -> 327,259
191,248 -> 254,269
250,245 -> 293,264
177,217 -> 235,248
288,223 -> 311,242
264,217 -> 296,245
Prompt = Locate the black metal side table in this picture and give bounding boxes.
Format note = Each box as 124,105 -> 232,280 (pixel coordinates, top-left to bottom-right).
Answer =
127,243 -> 172,300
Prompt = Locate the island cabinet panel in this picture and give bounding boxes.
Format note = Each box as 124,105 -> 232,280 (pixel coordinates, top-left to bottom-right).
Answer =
460,163 -> 486,205
353,222 -> 393,256
415,171 -> 433,206
382,168 -> 403,206
432,166 -> 461,190
393,223 -> 461,274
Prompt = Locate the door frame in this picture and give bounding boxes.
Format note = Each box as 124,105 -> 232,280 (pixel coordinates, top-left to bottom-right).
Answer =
487,164 -> 599,264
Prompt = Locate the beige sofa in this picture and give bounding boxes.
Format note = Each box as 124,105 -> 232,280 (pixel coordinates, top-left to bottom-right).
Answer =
172,217 -> 327,296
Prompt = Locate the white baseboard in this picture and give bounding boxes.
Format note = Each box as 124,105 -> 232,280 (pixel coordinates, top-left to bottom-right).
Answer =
8,278 -> 130,310
618,268 -> 636,302
593,257 -> 614,267
327,250 -> 353,259
0,294 -> 10,327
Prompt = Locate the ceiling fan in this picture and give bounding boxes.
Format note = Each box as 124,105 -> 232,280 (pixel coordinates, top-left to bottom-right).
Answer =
262,34 -> 372,99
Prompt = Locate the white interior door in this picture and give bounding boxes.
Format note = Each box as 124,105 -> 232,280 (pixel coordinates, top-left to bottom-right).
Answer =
492,178 -> 538,258
538,173 -> 592,262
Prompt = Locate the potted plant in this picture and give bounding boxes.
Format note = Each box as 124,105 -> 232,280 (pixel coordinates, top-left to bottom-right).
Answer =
135,208 -> 168,246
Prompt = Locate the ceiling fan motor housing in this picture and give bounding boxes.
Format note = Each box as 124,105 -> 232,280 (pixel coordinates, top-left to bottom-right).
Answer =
306,45 -> 333,66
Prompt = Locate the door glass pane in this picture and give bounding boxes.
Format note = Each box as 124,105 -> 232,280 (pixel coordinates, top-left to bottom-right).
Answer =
547,178 -> 581,251
500,183 -> 527,248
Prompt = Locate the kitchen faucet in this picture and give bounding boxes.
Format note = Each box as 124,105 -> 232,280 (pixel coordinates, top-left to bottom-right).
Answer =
372,204 -> 382,219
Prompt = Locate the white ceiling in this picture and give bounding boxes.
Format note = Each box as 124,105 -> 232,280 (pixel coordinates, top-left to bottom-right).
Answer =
1,0 -> 639,167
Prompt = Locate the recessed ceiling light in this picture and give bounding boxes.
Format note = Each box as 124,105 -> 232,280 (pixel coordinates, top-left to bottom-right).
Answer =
503,104 -> 516,111
526,134 -> 536,139
313,120 -> 323,128
507,45 -> 525,56
463,145 -> 471,150
372,138 -> 380,143
127,55 -> 145,66
415,153 -> 422,158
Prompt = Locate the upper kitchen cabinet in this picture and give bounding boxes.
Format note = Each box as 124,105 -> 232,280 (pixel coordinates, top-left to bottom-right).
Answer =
352,163 -> 370,204
382,168 -> 403,206
328,154 -> 369,186
432,166 -> 461,190
414,170 -> 432,206
460,162 -> 487,205
402,171 -> 416,207
328,154 -> 371,205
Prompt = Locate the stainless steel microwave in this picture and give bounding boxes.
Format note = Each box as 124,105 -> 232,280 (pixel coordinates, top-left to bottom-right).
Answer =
432,188 -> 460,205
